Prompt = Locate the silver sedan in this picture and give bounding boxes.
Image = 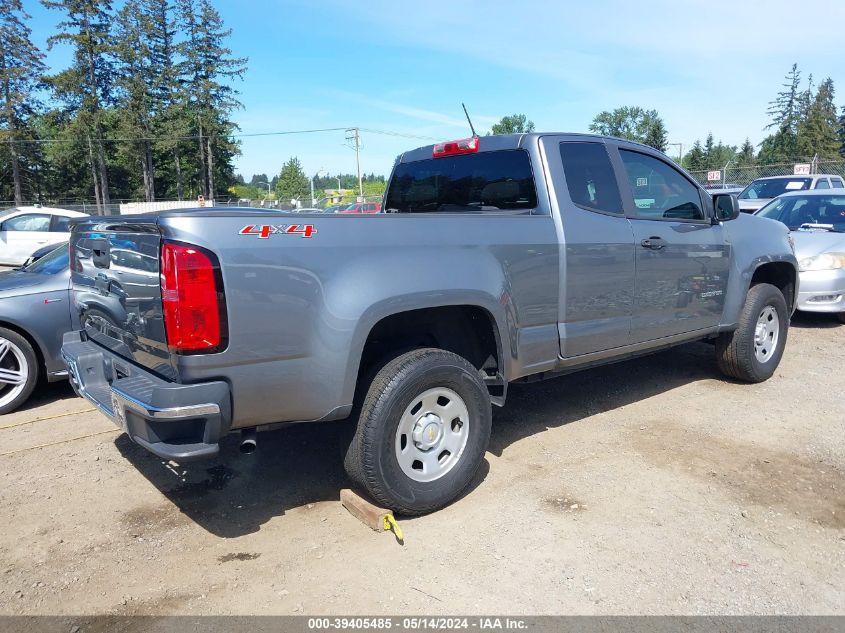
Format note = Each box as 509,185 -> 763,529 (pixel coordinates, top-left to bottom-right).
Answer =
755,190 -> 845,323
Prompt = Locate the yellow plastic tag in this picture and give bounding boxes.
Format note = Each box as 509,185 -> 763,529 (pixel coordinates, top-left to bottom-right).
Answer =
383,514 -> 404,541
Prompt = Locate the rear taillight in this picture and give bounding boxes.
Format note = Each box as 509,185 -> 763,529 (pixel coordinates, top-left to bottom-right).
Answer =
160,241 -> 226,354
432,135 -> 479,157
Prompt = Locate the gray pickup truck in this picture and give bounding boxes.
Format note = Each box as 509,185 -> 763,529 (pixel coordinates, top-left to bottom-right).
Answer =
62,133 -> 798,515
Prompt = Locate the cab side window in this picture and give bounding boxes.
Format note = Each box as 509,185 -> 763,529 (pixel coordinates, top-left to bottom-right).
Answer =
831,177 -> 845,188
815,179 -> 830,190
2,213 -> 51,232
619,150 -> 705,221
559,142 -> 623,215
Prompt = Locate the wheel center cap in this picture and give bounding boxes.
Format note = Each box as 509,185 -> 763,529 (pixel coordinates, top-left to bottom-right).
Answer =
412,413 -> 443,450
755,322 -> 767,344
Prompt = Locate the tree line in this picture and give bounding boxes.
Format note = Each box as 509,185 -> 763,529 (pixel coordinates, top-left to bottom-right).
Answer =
0,0 -> 245,213
229,165 -> 386,204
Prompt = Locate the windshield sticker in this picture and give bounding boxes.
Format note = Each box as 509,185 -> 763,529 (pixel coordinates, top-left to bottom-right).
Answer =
784,181 -> 805,190
239,224 -> 316,238
636,177 -> 648,187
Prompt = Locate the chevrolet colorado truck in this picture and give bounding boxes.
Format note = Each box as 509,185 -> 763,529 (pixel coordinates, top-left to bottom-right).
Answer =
61,133 -> 798,515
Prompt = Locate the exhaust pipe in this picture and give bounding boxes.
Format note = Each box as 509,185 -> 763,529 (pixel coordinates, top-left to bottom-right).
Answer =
239,427 -> 257,454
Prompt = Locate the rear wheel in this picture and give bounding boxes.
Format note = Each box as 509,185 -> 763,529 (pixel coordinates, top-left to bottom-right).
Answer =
0,327 -> 39,415
715,283 -> 788,383
344,348 -> 492,516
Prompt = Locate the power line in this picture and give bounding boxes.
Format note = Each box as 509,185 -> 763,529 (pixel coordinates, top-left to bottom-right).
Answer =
5,126 -> 441,145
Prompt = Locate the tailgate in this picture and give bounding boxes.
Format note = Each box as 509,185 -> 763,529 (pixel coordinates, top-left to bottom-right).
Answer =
69,218 -> 178,381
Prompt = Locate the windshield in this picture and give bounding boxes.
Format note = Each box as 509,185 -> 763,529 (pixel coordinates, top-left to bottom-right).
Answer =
23,243 -> 69,275
385,150 -> 537,213
756,195 -> 845,231
739,178 -> 811,200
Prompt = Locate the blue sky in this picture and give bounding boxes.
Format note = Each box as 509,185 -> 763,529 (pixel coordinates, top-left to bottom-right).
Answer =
26,0 -> 845,181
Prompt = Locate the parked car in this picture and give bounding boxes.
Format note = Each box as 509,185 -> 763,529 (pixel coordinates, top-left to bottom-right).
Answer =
755,190 -> 845,323
0,243 -> 72,414
0,206 -> 87,266
737,174 -> 845,214
61,133 -> 797,515
338,202 -> 382,214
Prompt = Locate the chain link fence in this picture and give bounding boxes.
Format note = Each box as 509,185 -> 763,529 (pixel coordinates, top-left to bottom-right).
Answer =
687,159 -> 845,189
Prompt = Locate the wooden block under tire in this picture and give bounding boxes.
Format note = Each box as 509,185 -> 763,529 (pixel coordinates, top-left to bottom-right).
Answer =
340,488 -> 391,532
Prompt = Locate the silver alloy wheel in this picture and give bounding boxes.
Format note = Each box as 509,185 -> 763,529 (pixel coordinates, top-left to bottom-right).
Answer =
0,337 -> 29,409
394,387 -> 470,483
753,305 -> 780,363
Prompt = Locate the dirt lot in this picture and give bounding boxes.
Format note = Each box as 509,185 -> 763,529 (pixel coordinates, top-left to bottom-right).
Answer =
1,313 -> 843,616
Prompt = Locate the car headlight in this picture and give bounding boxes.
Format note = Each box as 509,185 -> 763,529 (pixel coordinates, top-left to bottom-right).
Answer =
798,252 -> 845,271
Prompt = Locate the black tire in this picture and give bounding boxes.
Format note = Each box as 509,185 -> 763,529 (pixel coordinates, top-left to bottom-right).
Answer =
0,327 -> 40,415
344,348 -> 492,516
715,283 -> 788,383
837,312 -> 845,325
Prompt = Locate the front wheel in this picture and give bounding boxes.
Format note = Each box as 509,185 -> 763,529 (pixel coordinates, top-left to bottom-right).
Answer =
0,327 -> 39,415
715,283 -> 788,383
344,348 -> 492,516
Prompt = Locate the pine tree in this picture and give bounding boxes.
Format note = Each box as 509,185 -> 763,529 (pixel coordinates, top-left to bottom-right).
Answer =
683,140 -> 706,172
114,2 -> 156,201
737,138 -> 755,166
839,105 -> 845,158
145,0 -> 186,199
767,64 -> 802,133
643,117 -> 667,152
275,157 -> 310,204
44,0 -> 115,213
703,133 -> 715,164
176,0 -> 246,199
760,64 -> 802,163
796,77 -> 839,159
0,1 -> 46,205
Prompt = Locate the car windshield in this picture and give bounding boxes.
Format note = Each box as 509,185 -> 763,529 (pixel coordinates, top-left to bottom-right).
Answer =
756,195 -> 845,232
739,178 -> 811,200
23,243 -> 69,275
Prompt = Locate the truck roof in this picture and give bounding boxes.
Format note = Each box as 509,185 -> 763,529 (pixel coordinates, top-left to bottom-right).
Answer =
396,132 -> 659,163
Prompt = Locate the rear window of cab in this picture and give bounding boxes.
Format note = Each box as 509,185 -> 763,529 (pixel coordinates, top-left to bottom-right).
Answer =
384,150 -> 537,213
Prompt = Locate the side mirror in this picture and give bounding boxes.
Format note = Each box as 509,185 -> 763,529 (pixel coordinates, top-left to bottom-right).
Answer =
713,193 -> 740,222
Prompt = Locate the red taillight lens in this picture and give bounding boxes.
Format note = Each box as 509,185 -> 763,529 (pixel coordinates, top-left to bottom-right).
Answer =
160,242 -> 225,353
432,135 -> 479,157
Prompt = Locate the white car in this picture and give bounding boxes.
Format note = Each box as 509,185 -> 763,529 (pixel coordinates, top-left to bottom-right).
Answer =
0,206 -> 88,266
738,174 -> 845,214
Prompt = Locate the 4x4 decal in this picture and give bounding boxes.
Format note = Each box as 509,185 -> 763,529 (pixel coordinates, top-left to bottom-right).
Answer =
239,224 -> 316,238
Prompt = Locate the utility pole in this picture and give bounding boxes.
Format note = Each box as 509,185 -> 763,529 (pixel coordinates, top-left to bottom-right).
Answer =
666,142 -> 683,163
346,128 -> 363,200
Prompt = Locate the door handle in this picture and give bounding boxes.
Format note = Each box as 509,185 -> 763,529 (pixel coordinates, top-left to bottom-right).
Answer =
641,237 -> 668,250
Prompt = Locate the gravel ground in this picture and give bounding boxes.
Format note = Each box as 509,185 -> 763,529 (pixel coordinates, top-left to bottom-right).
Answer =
0,313 -> 843,615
